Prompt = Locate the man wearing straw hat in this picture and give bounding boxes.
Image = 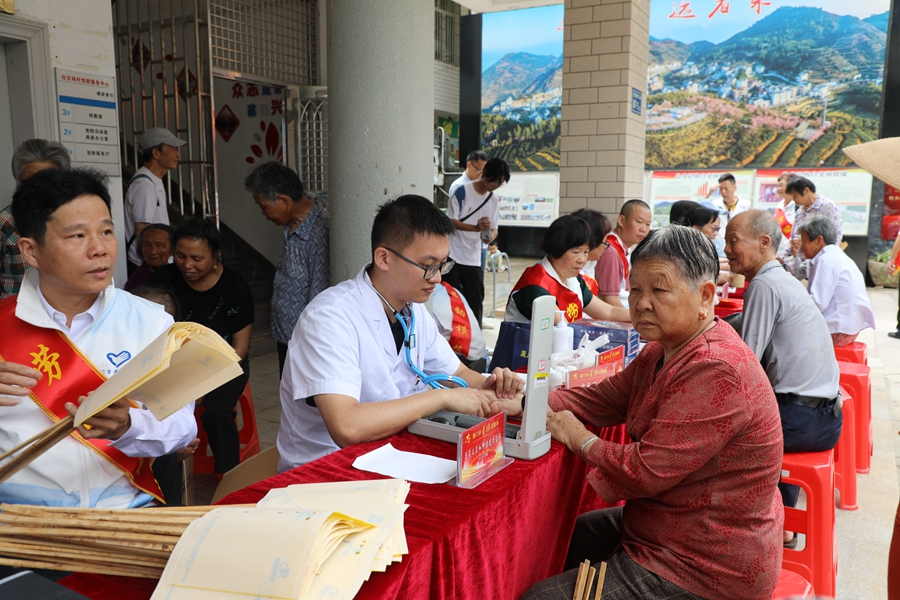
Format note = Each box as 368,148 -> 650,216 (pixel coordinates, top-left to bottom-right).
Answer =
0,168 -> 196,508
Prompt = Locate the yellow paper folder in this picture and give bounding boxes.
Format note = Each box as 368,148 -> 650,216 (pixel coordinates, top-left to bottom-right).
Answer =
74,322 -> 243,426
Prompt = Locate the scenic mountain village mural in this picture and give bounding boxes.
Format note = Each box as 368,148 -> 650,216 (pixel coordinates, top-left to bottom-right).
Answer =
646,6 -> 887,170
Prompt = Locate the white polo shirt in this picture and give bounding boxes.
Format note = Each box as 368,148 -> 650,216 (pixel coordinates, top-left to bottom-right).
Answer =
807,245 -> 876,336
124,167 -> 168,265
277,267 -> 461,471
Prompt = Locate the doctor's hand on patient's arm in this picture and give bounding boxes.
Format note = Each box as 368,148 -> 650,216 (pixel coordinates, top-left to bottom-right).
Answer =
444,387 -> 492,418
66,396 -> 132,441
0,362 -> 42,406
482,367 -> 524,399
547,409 -> 596,458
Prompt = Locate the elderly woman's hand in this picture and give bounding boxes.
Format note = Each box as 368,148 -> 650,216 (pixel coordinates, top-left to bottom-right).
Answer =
547,409 -> 591,455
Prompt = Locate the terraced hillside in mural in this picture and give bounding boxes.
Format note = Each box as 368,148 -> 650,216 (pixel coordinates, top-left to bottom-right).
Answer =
481,52 -> 562,171
646,6 -> 886,170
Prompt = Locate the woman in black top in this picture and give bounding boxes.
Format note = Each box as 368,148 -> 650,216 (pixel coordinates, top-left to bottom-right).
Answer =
151,219 -> 254,473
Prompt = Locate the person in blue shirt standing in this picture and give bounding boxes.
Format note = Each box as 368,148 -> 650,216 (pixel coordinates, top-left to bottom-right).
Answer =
245,161 -> 330,376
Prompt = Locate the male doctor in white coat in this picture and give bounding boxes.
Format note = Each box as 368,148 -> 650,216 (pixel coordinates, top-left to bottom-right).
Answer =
276,195 -> 523,470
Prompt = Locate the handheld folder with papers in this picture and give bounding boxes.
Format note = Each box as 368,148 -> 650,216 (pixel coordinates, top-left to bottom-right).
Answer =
74,322 -> 243,426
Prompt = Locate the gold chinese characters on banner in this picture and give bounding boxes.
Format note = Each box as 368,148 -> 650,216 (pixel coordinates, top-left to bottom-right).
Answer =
0,1 -> 13,15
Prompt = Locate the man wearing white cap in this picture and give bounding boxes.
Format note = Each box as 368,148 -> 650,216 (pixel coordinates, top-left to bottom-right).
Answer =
124,128 -> 186,276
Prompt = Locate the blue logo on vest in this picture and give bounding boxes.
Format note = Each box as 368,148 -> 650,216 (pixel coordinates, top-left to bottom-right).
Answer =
107,351 -> 132,367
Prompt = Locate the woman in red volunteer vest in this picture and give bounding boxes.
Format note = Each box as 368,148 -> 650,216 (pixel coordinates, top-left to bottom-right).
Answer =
505,215 -> 631,324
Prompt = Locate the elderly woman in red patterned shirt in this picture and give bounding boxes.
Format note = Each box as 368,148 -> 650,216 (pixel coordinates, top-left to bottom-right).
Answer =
514,226 -> 784,600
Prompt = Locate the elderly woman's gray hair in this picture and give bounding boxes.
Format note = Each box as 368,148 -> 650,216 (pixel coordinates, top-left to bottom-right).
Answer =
11,139 -> 71,184
796,215 -> 838,246
631,225 -> 719,291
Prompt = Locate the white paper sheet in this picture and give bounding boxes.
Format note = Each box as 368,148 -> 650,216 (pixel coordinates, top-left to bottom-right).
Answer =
352,444 -> 456,484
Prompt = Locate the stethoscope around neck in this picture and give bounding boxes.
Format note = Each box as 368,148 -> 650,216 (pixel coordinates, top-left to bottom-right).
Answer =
366,273 -> 467,390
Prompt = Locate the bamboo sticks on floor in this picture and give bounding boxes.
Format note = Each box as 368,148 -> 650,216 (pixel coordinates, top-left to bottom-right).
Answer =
0,503 -> 233,578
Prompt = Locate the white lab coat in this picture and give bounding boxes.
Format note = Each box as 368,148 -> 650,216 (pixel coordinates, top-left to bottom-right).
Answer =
277,267 -> 461,470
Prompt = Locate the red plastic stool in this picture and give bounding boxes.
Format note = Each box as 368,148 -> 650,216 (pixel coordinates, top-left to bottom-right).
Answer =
194,382 -> 261,474
781,449 -> 837,597
838,361 -> 872,474
833,386 -> 857,510
833,341 -> 867,365
772,569 -> 814,599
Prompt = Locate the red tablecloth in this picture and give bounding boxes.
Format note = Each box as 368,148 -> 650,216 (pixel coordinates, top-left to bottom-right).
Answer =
61,426 -> 627,600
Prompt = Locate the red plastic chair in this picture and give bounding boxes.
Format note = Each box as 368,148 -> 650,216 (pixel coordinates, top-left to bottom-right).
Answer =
833,341 -> 867,366
838,361 -> 872,474
772,569 -> 814,599
194,382 -> 261,475
781,449 -> 837,598
833,386 -> 857,511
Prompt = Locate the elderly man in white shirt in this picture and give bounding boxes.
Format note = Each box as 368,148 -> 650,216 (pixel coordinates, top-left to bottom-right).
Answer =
796,215 -> 875,347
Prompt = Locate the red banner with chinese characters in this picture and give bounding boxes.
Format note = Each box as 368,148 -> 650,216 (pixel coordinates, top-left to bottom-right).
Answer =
883,184 -> 900,240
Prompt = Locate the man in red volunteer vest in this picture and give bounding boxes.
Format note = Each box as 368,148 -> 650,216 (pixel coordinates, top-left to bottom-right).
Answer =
0,168 -> 196,507
594,199 -> 651,308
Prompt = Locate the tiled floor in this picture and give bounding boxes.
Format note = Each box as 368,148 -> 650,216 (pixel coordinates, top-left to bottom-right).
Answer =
194,262 -> 900,598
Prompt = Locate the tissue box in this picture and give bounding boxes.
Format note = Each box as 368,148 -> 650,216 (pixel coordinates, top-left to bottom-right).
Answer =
570,319 -> 640,360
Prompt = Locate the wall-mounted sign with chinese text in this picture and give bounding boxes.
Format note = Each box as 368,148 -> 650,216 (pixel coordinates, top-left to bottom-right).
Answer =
56,69 -> 121,177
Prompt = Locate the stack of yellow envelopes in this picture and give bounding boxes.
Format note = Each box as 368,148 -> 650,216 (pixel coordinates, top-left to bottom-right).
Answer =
151,479 -> 410,600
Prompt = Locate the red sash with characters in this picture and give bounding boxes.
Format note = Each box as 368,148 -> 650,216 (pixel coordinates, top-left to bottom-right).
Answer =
511,264 -> 584,322
606,234 -> 629,280
0,296 -> 164,503
581,272 -> 600,297
775,206 -> 793,239
440,283 -> 472,359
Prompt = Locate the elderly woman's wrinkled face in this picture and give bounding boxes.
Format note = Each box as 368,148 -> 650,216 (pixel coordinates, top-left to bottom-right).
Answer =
141,229 -> 173,270
629,258 -> 707,349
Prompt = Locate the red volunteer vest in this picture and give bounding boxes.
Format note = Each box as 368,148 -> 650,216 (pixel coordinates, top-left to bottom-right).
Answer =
606,234 -> 629,280
581,273 -> 600,297
0,296 -> 164,503
511,264 -> 584,322
440,282 -> 472,359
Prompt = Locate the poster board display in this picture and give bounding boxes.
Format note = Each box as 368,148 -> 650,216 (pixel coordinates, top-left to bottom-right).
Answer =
648,167 -> 873,235
647,170 -> 754,227
497,171 -> 560,227
755,168 -> 873,236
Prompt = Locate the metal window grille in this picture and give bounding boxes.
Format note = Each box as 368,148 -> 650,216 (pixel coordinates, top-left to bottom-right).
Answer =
434,0 -> 460,67
210,0 -> 317,86
297,98 -> 328,192
112,0 -> 216,220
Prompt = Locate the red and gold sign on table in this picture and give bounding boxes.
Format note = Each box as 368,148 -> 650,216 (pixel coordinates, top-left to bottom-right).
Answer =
456,412 -> 514,489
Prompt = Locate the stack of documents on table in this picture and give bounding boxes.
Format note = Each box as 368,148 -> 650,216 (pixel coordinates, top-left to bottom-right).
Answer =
75,322 -> 244,425
151,479 -> 410,600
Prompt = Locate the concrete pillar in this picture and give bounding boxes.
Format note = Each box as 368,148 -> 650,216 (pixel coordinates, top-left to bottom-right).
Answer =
327,1 -> 435,283
559,0 -> 650,216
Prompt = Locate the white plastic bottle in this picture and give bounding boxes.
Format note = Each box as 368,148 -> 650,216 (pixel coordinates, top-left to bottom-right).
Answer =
552,310 -> 574,354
